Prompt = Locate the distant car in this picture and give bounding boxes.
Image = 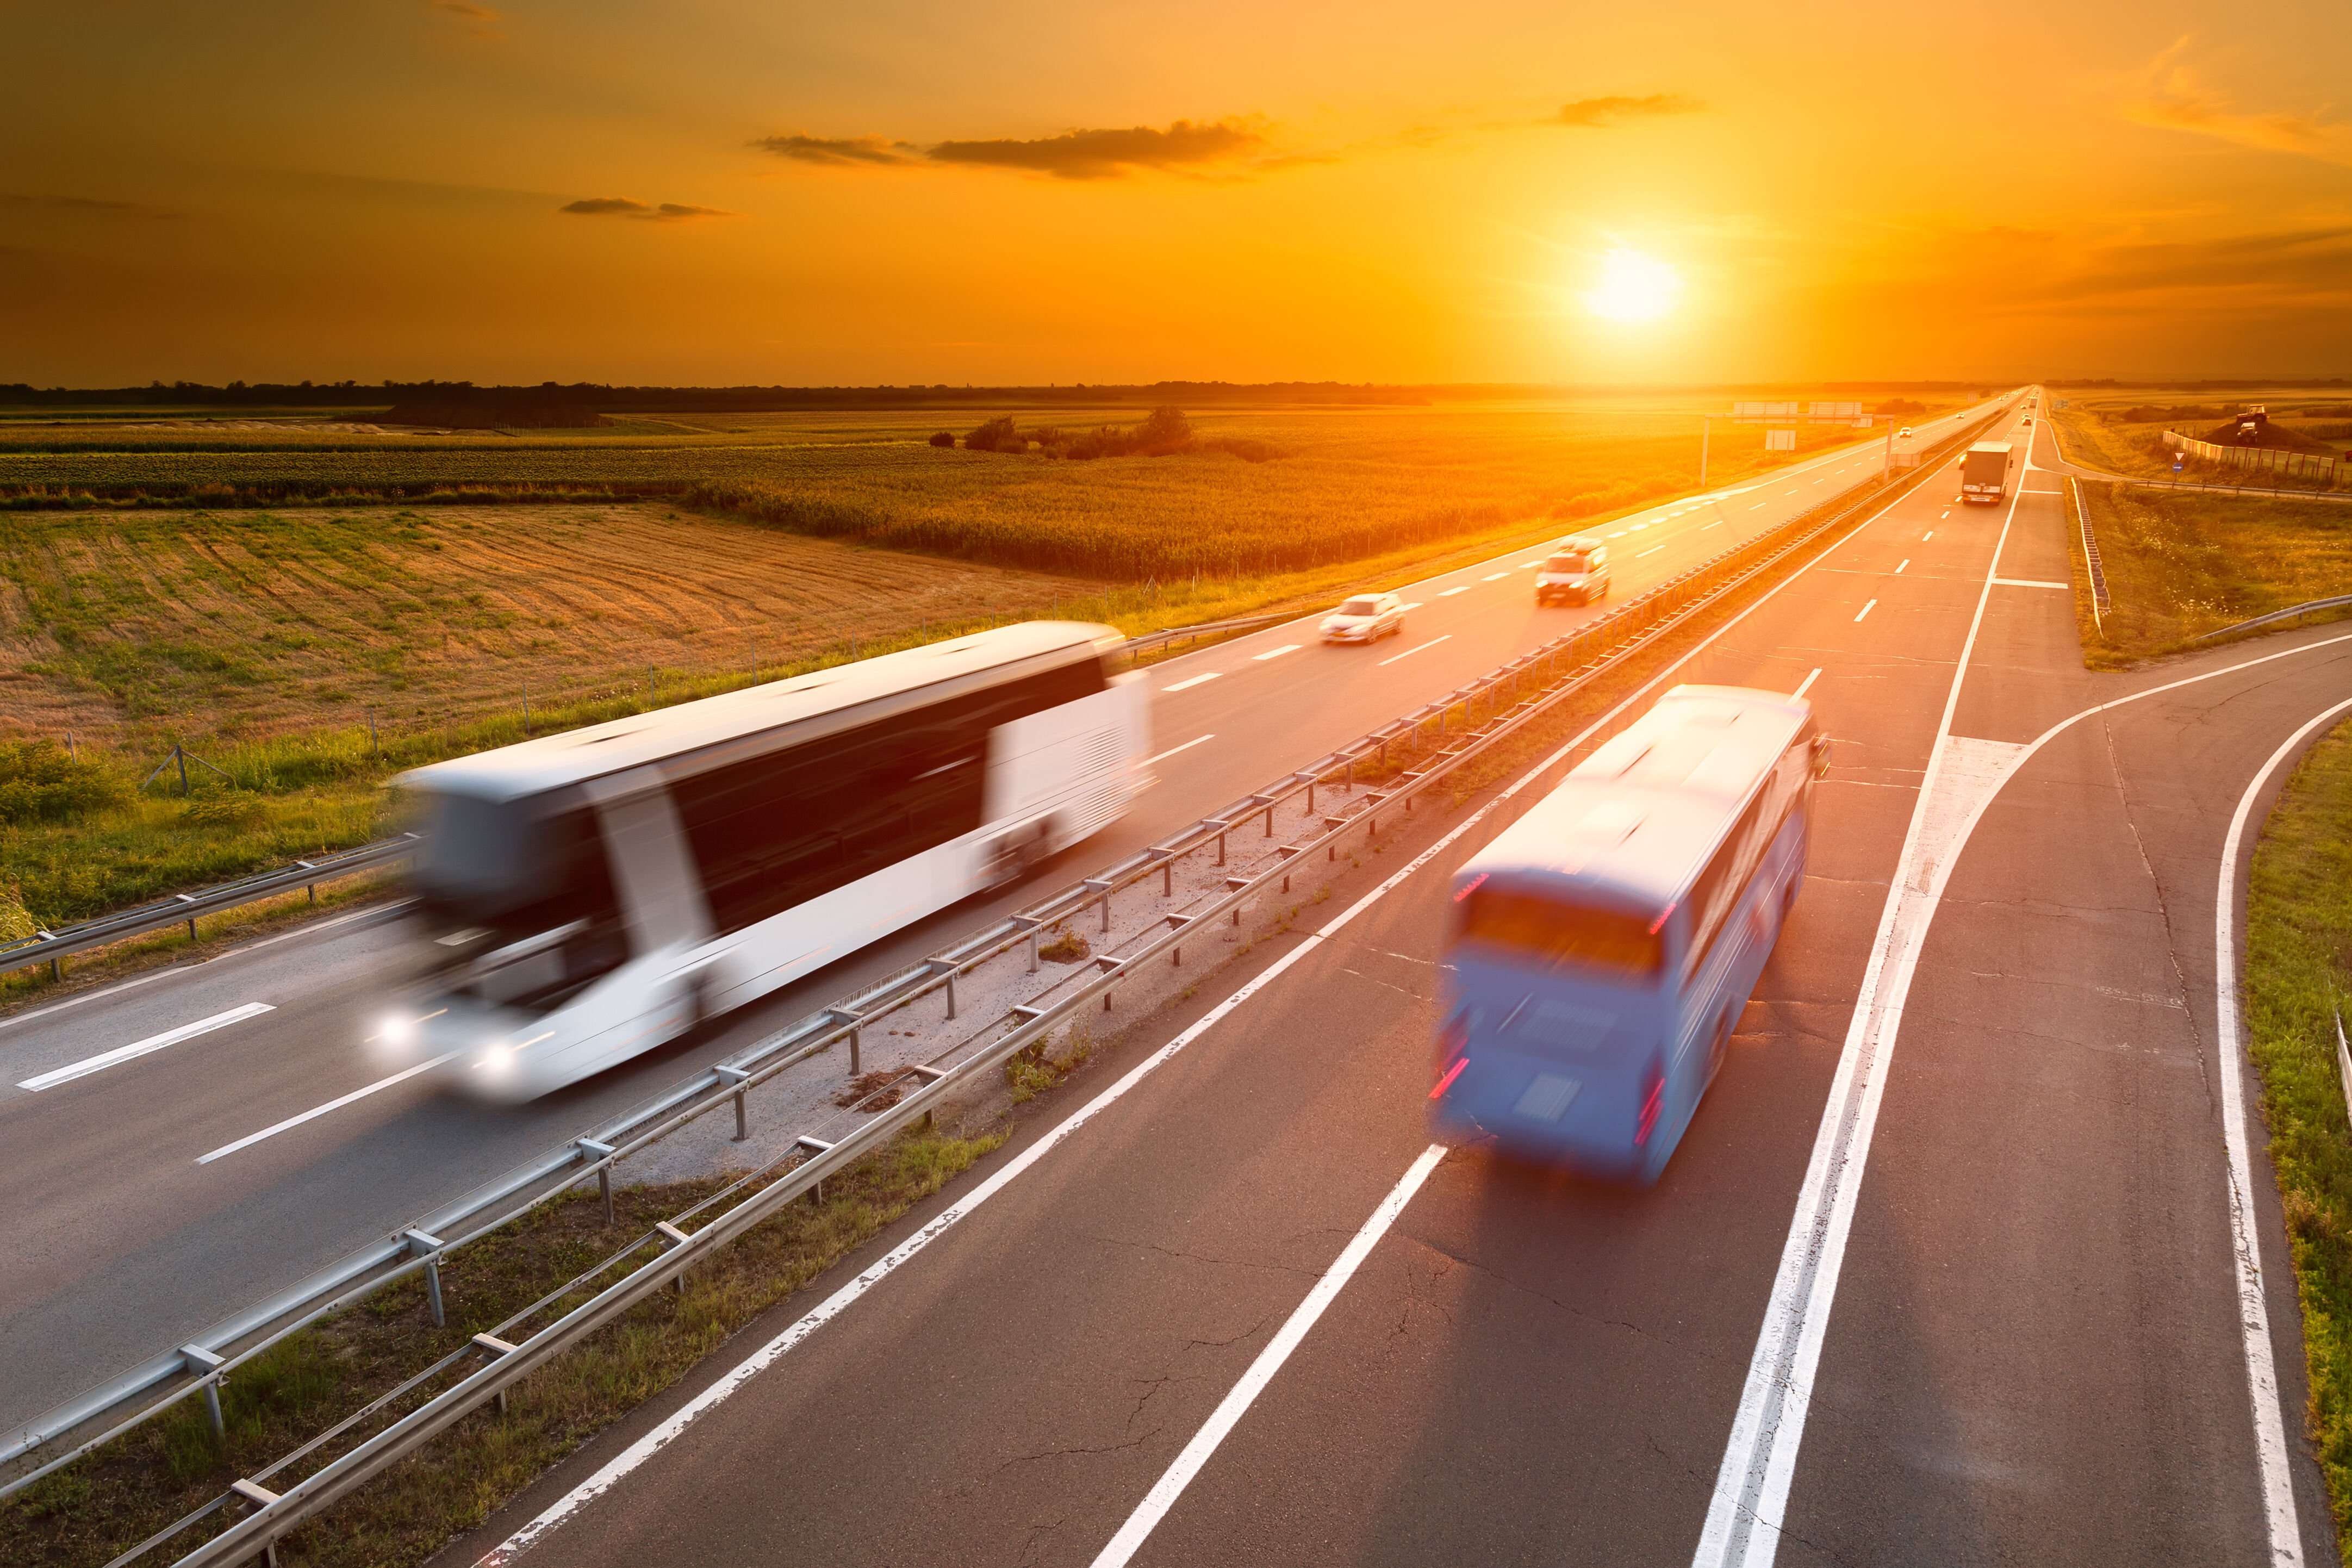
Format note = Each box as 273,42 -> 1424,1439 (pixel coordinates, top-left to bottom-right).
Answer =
1896,426 -> 1914,440
1535,537 -> 1611,606
1321,592 -> 1403,644
2020,416 -> 2033,426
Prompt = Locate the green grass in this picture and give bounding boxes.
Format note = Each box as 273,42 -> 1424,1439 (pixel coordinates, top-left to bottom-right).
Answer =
2243,717 -> 2352,1551
2065,481 -> 2352,668
0,1122 -> 1004,1568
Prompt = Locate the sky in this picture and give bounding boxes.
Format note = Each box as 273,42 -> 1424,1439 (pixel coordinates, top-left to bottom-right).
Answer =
2,0 -> 2348,388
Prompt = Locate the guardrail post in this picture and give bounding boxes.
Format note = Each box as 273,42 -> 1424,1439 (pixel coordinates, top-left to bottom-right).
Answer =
577,1139 -> 616,1225
177,893 -> 198,943
714,1065 -> 751,1140
296,860 -> 318,904
228,1478 -> 283,1566
1160,855 -> 1174,898
1015,916 -> 1042,973
403,1230 -> 446,1328
1082,879 -> 1112,934
655,1220 -> 691,1295
472,1334 -> 518,1413
181,1345 -> 227,1441
826,1008 -> 863,1074
923,959 -> 959,1020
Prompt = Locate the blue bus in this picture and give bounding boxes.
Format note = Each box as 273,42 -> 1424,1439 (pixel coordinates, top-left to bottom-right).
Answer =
1427,685 -> 1828,1183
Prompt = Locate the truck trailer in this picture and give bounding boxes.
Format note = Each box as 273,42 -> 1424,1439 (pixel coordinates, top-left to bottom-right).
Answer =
1961,441 -> 2013,505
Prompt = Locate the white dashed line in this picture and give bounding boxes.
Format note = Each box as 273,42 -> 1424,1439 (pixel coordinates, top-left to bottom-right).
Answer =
198,1051 -> 462,1164
1791,668 -> 1822,699
1853,598 -> 1877,623
18,1003 -> 277,1092
1923,531 -> 1934,541
1377,635 -> 1451,667
1481,572 -> 1509,581
1249,644 -> 1301,662
1436,586 -> 1469,598
1638,544 -> 1666,557
1141,733 -> 1216,766
1895,559 -> 1909,574
1161,672 -> 1222,693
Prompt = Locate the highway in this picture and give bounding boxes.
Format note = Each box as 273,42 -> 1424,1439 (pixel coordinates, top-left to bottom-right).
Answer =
418,396 -> 2349,1567
0,410 -> 1984,1438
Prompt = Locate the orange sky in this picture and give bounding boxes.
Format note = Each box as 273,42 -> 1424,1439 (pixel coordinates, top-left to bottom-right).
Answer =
3,0 -> 2348,386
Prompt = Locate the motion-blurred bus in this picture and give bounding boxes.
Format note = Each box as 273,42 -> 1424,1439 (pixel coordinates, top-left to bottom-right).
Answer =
381,623 -> 1148,1100
1427,685 -> 1827,1182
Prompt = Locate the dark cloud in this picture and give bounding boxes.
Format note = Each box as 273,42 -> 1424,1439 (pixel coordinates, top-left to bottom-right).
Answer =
2040,227 -> 2352,300
1548,94 -> 1702,128
558,197 -> 733,221
926,119 -> 1267,179
0,192 -> 180,218
752,133 -> 922,167
425,0 -> 501,40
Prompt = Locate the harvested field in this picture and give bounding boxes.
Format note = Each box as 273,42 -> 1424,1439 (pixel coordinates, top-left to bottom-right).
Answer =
0,503 -> 1091,745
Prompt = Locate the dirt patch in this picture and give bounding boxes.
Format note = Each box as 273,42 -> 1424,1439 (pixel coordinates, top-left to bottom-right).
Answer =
0,503 -> 1092,745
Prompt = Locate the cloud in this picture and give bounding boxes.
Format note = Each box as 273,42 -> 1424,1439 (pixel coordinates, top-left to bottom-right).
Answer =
2117,39 -> 2351,165
0,192 -> 181,219
926,119 -> 1268,179
425,0 -> 501,40
752,133 -> 922,167
1548,94 -> 1702,129
558,198 -> 733,221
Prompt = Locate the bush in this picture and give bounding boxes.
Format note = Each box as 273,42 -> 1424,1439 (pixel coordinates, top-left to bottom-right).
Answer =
0,739 -> 128,826
963,416 -> 1024,453
928,431 -> 955,447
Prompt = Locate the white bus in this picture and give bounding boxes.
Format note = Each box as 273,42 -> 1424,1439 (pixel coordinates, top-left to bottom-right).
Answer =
381,623 -> 1148,1100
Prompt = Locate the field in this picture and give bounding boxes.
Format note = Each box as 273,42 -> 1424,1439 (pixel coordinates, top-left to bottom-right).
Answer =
2049,387 -> 2352,489
0,395 -> 1938,945
2064,481 -> 2352,667
0,397 -> 1922,578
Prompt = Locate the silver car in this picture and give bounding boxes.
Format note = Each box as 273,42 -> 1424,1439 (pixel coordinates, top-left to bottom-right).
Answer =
1320,592 -> 1404,643
1534,538 -> 1610,606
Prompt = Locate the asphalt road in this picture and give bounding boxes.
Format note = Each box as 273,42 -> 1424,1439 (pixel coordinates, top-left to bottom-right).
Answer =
0,408 -> 1987,1435
435,396 -> 2347,1567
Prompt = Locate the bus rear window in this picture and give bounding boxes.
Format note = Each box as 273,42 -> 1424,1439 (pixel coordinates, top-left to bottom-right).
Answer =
1457,888 -> 1663,984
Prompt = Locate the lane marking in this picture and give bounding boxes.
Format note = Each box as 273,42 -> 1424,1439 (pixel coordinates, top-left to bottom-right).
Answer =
1629,524 -> 1650,532
1398,602 -> 1423,612
1702,522 -> 1721,530
1852,599 -> 1877,623
1481,572 -> 1509,581
1638,544 -> 1666,557
1940,510 -> 1950,519
1791,668 -> 1822,699
1922,531 -> 1934,541
1142,734 -> 1215,767
17,1003 -> 276,1092
1161,672 -> 1222,693
1749,503 -> 1768,511
1607,531 -> 1627,538
1895,559 -> 1909,574
1436,587 -> 1470,598
1992,577 -> 2067,589
1091,1144 -> 1448,1568
1249,644 -> 1301,662
197,1051 -> 463,1165
1378,634 -> 1452,667
2214,699 -> 2352,1566
477,426 -> 1958,1568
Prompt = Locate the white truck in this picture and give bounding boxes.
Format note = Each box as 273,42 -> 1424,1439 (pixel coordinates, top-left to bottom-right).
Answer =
1961,441 -> 2013,505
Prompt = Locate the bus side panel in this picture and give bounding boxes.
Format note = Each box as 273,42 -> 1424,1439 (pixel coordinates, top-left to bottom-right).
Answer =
982,676 -> 1147,854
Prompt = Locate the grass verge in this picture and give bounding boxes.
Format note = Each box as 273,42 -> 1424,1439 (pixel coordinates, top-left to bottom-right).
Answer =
2243,717 -> 2352,1551
2065,481 -> 2352,668
0,1121 -> 1004,1568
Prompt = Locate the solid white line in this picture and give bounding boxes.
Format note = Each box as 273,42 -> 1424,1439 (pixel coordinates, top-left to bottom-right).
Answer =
1638,544 -> 1666,557
197,1051 -> 463,1164
17,1002 -> 275,1091
1091,1144 -> 1447,1568
1852,599 -> 1876,623
1693,480 -> 2023,1568
1248,644 -> 1301,662
1791,668 -> 1822,699
1436,586 -> 1469,598
1894,559 -> 1909,574
1378,635 -> 1451,667
1141,734 -> 1215,767
1161,672 -> 1222,693
2214,701 -> 2352,1566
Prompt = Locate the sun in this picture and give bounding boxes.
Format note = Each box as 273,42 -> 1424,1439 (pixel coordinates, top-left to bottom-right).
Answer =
1586,247 -> 1682,322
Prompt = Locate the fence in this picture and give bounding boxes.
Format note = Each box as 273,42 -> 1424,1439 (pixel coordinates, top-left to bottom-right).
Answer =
2164,430 -> 2343,488
1,407 -> 2006,1567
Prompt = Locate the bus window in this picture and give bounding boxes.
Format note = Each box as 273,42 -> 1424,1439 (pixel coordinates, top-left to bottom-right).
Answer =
1457,887 -> 1663,985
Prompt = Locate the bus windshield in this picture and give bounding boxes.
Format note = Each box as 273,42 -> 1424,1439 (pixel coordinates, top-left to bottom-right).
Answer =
1457,887 -> 1663,985
1546,552 -> 1592,573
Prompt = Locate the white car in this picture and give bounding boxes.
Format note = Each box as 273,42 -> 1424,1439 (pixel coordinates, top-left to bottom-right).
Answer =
1320,592 -> 1404,644
1534,537 -> 1610,607
1896,426 -> 1914,440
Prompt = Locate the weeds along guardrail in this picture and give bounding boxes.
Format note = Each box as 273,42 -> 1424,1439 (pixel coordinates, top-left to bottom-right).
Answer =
0,410 -> 2004,1565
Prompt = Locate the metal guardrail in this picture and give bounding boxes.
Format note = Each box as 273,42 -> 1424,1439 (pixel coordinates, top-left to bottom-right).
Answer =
1119,609 -> 1299,660
0,836 -> 417,980
1,407 -> 2006,1561
2185,593 -> 2352,646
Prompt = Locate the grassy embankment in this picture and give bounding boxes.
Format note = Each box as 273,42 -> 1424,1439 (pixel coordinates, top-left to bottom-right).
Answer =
2242,717 -> 2352,1550
0,398 -> 1915,982
2049,392 -> 2349,491
0,1121 -> 1006,1568
2059,481 -> 2352,669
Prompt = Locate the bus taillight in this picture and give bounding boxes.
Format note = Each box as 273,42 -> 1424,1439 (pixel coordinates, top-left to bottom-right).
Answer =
1429,1014 -> 1470,1099
1634,1066 -> 1664,1145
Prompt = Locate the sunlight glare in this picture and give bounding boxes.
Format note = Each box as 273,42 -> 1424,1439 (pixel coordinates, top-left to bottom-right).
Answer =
1586,247 -> 1681,323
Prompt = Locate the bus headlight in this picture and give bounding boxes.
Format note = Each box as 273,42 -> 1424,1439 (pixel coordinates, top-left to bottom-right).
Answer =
479,1043 -> 512,1074
378,1013 -> 416,1050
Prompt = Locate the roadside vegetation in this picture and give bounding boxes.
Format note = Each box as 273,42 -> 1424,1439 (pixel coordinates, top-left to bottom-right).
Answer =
2242,717 -> 2352,1550
2062,481 -> 2351,668
0,1121 -> 1004,1568
2049,389 -> 2350,490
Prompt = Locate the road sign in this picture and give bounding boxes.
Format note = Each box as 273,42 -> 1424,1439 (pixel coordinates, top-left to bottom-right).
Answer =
1765,428 -> 1796,451
2173,457 -> 2184,473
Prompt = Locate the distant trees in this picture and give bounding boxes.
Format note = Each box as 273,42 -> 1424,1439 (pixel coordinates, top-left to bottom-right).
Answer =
941,406 -> 1283,463
1874,397 -> 1926,416
962,416 -> 1026,452
928,431 -> 956,447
